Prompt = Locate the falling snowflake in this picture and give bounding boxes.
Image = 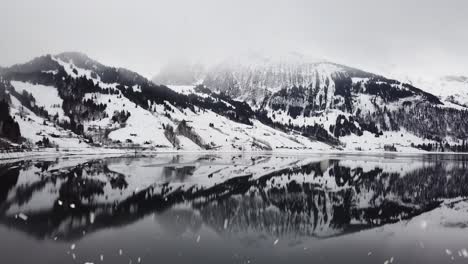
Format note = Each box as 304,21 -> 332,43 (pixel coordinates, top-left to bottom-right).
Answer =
18,213 -> 28,221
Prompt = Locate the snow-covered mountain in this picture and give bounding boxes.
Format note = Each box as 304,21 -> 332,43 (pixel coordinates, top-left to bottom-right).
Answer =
407,75 -> 468,108
1,52 -> 468,154
0,52 -> 331,152
155,53 -> 468,152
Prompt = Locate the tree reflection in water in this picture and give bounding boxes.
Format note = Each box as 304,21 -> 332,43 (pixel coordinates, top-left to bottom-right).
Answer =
0,155 -> 467,242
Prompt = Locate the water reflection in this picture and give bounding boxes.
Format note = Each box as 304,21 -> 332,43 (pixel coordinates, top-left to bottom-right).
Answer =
0,154 -> 467,245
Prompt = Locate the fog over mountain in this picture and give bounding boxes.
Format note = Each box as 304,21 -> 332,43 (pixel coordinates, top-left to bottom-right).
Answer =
1,0 -> 468,79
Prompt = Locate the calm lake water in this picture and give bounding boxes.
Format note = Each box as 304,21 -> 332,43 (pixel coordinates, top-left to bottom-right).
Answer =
1,154 -> 468,264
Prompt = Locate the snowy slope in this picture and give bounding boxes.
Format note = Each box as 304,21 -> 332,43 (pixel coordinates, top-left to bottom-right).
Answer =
203,55 -> 347,109
9,95 -> 86,148
57,79 -> 322,151
10,81 -> 68,121
190,53 -> 468,151
410,75 -> 468,108
82,92 -> 173,147
79,83 -> 332,151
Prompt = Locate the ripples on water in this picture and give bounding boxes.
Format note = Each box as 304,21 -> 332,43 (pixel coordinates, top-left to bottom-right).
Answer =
1,154 -> 468,264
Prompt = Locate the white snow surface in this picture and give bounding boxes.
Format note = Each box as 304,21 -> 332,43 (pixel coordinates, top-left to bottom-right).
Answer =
404,76 -> 468,109
52,56 -> 119,90
10,81 -> 67,121
81,89 -> 332,151
83,93 -> 172,147
9,95 -> 86,148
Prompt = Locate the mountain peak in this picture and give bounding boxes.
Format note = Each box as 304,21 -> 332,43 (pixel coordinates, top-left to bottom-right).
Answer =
54,51 -> 103,71
56,51 -> 90,60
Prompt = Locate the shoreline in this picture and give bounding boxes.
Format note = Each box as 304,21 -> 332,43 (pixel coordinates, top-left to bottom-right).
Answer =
1,147 -> 468,161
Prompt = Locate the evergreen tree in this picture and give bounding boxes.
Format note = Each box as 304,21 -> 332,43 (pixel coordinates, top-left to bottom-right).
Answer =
0,100 -> 21,142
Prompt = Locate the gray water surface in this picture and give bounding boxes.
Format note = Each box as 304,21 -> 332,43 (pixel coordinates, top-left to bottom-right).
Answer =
1,153 -> 468,264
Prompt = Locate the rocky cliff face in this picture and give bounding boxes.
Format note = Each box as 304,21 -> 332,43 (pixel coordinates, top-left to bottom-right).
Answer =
198,54 -> 468,150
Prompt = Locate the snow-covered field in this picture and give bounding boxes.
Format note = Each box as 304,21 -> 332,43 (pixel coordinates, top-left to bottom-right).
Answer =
8,95 -> 86,148
10,81 -> 68,121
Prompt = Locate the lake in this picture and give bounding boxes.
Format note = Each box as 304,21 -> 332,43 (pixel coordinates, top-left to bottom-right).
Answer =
1,153 -> 468,264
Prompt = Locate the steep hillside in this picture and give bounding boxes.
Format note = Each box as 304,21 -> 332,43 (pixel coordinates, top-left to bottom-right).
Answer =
197,55 -> 468,152
0,52 -> 332,152
409,75 -> 468,108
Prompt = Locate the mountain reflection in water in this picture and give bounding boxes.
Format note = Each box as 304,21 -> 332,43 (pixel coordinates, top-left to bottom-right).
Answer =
0,154 -> 468,264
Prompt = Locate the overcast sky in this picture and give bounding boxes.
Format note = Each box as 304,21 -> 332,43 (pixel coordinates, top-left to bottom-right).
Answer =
1,0 -> 467,79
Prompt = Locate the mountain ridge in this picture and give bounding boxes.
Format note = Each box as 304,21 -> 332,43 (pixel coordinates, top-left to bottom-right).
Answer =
1,51 -> 467,154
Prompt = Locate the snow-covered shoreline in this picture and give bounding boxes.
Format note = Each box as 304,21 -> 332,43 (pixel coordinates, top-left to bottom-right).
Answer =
0,148 -> 143,161
1,147 -> 467,161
